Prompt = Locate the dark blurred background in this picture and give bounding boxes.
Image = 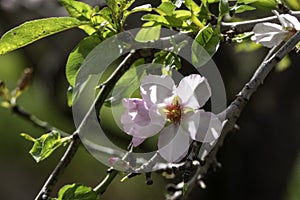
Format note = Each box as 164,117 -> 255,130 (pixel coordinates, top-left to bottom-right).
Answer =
1,0 -> 300,200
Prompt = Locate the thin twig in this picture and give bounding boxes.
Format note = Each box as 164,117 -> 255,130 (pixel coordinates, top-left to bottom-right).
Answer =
34,132 -> 81,200
221,11 -> 300,33
35,51 -> 136,200
11,105 -> 69,136
94,146 -> 135,194
94,169 -> 119,195
172,30 -> 300,200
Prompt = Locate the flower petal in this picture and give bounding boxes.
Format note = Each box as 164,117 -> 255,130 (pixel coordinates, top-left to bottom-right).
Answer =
158,124 -> 190,163
252,22 -> 283,33
131,137 -> 146,147
182,110 -> 222,143
280,14 -> 300,30
121,98 -> 166,142
122,98 -> 150,126
251,23 -> 287,48
140,75 -> 175,106
176,74 -> 211,109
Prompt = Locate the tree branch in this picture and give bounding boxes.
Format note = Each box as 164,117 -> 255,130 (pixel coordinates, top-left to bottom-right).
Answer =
11,105 -> 69,136
169,30 -> 300,200
34,132 -> 81,200
35,51 -> 137,200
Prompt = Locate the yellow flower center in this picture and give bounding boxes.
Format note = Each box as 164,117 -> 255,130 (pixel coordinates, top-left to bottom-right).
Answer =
165,96 -> 182,124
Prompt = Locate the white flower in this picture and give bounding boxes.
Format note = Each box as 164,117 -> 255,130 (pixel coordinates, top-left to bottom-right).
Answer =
121,74 -> 222,162
251,12 -> 300,48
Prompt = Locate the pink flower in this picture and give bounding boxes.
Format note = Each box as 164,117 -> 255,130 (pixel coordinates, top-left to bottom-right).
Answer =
121,74 -> 222,162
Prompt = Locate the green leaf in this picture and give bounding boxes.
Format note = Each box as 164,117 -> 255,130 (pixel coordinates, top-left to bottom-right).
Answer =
60,0 -> 97,35
23,130 -> 69,163
249,0 -> 277,10
184,0 -> 201,13
94,7 -> 114,25
105,0 -> 124,30
157,2 -> 177,16
234,40 -> 261,52
142,14 -> 170,25
135,25 -> 161,42
199,0 -> 211,20
154,51 -> 182,76
20,133 -> 36,142
106,0 -> 135,16
67,86 -> 74,107
60,0 -> 93,21
0,17 -> 82,55
173,0 -> 185,7
219,0 -> 229,17
127,4 -> 152,14
192,25 -> 220,67
237,0 -> 259,4
230,4 -> 256,15
66,34 -> 102,87
284,0 -> 300,10
142,14 -> 187,28
173,10 -> 191,19
276,55 -> 291,72
124,4 -> 152,21
58,184 -> 98,200
231,32 -> 254,43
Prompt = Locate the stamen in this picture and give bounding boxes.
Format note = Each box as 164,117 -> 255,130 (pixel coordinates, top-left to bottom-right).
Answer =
166,96 -> 182,124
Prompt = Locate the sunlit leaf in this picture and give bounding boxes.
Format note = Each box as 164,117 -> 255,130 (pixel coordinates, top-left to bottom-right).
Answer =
60,0 -> 98,34
22,130 -> 70,163
125,4 -> 152,16
185,0 -> 201,13
60,0 -> 93,20
208,0 -> 220,2
135,25 -> 161,42
58,184 -> 98,200
173,10 -> 191,19
157,2 -> 177,16
142,14 -> 170,25
131,4 -> 152,12
230,4 -> 256,15
0,17 -> 82,55
284,0 -> 300,10
232,32 -> 254,43
237,0 -> 259,4
20,133 -> 36,142
106,0 -> 135,16
192,25 -> 220,67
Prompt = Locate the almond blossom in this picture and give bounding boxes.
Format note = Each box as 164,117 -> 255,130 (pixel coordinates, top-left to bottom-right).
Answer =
251,12 -> 300,48
121,74 -> 222,162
